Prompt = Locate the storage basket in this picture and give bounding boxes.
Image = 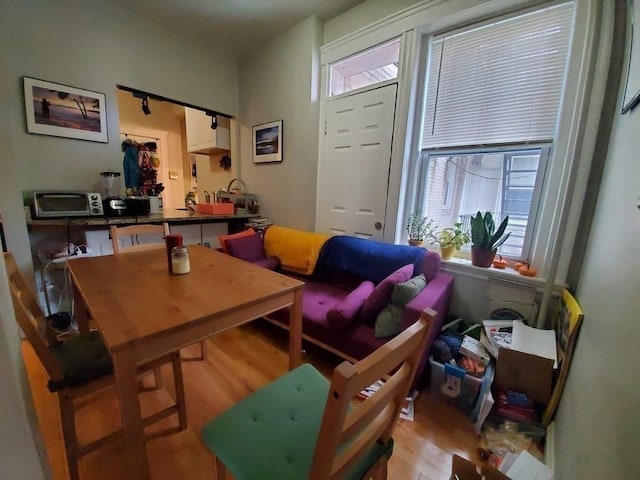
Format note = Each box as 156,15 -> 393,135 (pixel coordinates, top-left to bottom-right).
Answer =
215,178 -> 259,214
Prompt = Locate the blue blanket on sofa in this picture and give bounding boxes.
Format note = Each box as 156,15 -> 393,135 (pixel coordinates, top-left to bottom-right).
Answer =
315,236 -> 426,284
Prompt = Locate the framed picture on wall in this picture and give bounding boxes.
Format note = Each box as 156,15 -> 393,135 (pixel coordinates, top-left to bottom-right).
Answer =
252,120 -> 283,163
23,76 -> 108,142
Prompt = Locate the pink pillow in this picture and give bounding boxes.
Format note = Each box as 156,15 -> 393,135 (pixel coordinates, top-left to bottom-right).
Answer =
218,228 -> 256,254
326,281 -> 376,329
361,264 -> 414,322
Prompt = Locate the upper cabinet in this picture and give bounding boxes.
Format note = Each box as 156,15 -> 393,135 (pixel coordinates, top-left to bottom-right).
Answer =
185,107 -> 230,154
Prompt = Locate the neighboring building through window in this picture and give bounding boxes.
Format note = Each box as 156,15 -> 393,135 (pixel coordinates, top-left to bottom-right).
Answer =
415,2 -> 574,259
329,38 -> 400,97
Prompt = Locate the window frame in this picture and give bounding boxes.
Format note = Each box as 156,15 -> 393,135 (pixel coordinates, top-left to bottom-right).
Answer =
416,144 -> 550,260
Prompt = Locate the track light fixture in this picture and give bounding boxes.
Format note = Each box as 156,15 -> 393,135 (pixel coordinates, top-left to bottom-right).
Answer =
210,114 -> 217,130
141,96 -> 151,115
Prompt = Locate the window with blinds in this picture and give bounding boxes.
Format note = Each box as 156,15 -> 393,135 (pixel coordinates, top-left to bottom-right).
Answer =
421,2 -> 574,149
415,2 -> 574,260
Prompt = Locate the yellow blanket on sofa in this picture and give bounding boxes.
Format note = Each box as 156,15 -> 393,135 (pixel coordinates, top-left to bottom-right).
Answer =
263,226 -> 329,275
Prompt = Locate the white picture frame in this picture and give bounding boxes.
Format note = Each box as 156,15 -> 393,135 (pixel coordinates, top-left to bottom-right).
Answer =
252,120 -> 283,164
23,76 -> 108,142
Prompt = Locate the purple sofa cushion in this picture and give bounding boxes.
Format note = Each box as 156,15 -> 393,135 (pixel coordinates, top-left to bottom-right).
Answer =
326,280 -> 375,329
253,256 -> 281,270
361,264 -> 413,323
418,250 -> 441,282
226,234 -> 266,263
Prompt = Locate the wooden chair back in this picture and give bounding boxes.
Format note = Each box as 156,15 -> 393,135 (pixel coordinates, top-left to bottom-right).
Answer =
309,308 -> 435,479
4,252 -> 64,382
110,223 -> 169,254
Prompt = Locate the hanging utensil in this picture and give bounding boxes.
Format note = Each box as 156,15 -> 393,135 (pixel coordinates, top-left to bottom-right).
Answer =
204,191 -> 211,203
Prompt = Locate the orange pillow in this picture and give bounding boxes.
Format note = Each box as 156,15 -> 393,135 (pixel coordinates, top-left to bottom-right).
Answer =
218,228 -> 256,254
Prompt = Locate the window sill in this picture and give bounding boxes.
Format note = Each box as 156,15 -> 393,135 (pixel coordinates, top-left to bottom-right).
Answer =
440,256 -> 557,290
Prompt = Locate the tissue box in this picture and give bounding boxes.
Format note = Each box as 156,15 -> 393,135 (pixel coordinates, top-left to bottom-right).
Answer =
196,203 -> 235,215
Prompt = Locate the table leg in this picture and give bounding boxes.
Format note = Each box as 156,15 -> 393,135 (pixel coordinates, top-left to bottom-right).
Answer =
112,349 -> 151,480
72,285 -> 90,333
289,288 -> 303,370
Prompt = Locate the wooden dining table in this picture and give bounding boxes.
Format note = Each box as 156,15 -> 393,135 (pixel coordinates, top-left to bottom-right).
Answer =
66,245 -> 304,480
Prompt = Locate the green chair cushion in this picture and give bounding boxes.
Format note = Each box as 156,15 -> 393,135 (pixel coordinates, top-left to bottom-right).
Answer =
48,331 -> 113,392
202,363 -> 328,479
202,363 -> 393,480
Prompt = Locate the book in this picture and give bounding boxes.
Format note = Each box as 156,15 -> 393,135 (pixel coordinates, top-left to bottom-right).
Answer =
358,381 -> 419,421
459,335 -> 490,365
481,319 -> 516,358
541,289 -> 584,425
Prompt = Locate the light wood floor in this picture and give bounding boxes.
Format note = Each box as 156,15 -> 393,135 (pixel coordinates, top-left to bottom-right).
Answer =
22,320 -> 482,479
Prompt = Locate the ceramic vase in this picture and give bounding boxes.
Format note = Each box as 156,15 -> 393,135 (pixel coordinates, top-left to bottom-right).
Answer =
440,245 -> 455,260
470,246 -> 496,267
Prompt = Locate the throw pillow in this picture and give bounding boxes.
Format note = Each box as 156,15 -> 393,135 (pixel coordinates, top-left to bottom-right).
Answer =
326,281 -> 376,329
390,274 -> 427,307
360,264 -> 414,322
374,303 -> 404,338
218,228 -> 256,254
225,234 -> 266,263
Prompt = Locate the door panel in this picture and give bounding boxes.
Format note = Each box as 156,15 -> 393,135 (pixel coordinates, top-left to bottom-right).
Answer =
317,84 -> 397,239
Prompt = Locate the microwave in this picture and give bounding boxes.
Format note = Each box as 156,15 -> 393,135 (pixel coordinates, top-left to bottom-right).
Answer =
33,191 -> 104,218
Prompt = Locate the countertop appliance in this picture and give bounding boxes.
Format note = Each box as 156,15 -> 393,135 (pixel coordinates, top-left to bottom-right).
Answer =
125,197 -> 150,216
33,191 -> 104,218
101,171 -> 127,217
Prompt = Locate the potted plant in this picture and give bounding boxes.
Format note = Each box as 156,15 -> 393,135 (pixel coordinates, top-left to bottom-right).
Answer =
406,211 -> 437,247
432,222 -> 470,260
469,211 -> 511,267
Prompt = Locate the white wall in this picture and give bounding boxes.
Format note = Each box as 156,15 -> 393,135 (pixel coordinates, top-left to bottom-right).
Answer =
238,17 -> 323,230
323,0 -> 420,43
553,84 -> 640,477
0,0 -> 239,271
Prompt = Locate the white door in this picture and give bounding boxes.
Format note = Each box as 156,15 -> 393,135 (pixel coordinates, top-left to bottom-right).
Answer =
317,84 -> 397,239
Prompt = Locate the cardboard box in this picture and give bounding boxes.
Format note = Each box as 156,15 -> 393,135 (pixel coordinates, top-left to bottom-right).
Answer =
196,203 -> 235,215
494,348 -> 554,404
450,455 -> 509,480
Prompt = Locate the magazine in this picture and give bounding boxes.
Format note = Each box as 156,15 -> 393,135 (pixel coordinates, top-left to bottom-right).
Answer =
481,319 -> 517,358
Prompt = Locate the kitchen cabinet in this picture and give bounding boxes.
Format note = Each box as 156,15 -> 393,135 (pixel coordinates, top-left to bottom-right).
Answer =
185,107 -> 230,154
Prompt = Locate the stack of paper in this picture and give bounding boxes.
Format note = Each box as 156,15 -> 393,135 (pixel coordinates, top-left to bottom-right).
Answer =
511,322 -> 558,368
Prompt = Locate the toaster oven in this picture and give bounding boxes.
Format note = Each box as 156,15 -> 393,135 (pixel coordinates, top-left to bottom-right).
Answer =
33,191 -> 104,218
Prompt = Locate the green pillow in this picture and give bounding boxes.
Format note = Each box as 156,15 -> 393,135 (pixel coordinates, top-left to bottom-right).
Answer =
390,274 -> 427,306
374,303 -> 404,338
375,274 -> 428,338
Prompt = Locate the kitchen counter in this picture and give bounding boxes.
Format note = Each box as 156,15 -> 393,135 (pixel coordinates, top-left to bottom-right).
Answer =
26,208 -> 259,227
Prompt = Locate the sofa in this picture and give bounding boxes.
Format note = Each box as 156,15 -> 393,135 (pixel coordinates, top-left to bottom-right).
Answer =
219,226 -> 455,387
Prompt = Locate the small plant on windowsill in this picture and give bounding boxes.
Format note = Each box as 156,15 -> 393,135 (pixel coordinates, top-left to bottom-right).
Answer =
406,211 -> 437,247
470,211 -> 510,267
432,222 -> 470,260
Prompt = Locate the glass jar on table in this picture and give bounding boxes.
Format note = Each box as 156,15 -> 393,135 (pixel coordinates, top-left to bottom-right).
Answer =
171,246 -> 190,275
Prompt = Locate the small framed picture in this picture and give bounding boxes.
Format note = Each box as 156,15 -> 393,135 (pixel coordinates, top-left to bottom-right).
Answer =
252,120 -> 283,164
23,76 -> 108,142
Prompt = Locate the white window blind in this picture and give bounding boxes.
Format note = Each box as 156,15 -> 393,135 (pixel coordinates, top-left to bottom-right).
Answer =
421,2 -> 574,149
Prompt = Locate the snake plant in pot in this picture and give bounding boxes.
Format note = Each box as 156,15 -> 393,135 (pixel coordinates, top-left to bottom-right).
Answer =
470,211 -> 511,267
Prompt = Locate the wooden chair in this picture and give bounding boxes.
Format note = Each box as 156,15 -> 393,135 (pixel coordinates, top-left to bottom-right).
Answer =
4,252 -> 187,480
202,308 -> 436,480
110,223 -> 207,361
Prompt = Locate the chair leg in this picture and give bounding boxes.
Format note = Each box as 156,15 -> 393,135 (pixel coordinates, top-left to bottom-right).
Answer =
372,457 -> 388,480
172,352 -> 187,430
180,339 -> 207,362
214,455 -> 226,480
58,390 -> 80,480
153,366 -> 164,388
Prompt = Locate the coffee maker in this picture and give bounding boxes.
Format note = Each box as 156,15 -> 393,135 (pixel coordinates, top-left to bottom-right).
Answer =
100,171 -> 127,216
